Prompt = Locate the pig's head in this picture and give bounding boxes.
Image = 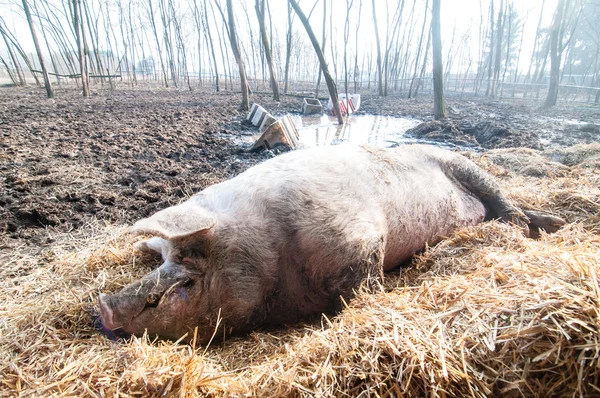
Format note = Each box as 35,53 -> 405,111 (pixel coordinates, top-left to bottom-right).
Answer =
97,199 -> 272,343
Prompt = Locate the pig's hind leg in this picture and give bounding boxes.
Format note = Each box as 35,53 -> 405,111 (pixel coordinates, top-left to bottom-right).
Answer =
443,156 -> 565,236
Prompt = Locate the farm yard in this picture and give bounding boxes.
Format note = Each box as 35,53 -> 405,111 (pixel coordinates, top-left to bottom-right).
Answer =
1,85 -> 600,396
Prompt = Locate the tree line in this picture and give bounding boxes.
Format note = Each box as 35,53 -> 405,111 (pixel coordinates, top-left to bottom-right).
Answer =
1,0 -> 599,113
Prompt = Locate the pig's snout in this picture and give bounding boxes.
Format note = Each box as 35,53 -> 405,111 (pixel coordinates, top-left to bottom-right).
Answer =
98,293 -> 121,331
97,268 -> 196,336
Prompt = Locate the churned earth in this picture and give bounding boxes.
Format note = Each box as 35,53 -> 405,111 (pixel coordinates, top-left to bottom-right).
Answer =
0,85 -> 598,254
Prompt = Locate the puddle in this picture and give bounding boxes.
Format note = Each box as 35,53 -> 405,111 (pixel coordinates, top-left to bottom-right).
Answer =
231,114 -> 478,151
290,114 -> 420,147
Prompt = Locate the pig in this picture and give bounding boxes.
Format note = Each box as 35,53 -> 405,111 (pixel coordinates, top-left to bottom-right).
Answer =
98,144 -> 565,342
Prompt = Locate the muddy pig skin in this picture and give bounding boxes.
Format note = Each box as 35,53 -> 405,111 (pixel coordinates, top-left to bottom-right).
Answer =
98,144 -> 564,342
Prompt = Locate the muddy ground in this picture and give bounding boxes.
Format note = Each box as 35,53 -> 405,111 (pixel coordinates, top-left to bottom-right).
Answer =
1,86 -> 599,255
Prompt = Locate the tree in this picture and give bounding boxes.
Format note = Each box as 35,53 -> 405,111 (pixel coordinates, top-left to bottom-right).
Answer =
22,0 -> 54,98
283,1 -> 294,94
490,0 -> 505,98
147,0 -> 169,87
225,0 -> 249,111
544,0 -> 582,107
408,0 -> 429,99
544,0 -> 565,107
73,0 -> 90,96
431,0 -> 445,119
255,0 -> 280,101
371,0 -> 383,96
288,0 -> 343,124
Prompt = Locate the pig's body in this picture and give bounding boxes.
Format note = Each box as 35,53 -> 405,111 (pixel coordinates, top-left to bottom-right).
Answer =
98,145 -> 564,342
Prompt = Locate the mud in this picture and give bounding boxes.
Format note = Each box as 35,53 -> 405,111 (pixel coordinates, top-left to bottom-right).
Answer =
1,87 -> 598,252
361,95 -> 600,149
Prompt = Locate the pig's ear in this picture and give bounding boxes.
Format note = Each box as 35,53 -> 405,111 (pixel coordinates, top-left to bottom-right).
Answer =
134,236 -> 172,261
130,202 -> 216,240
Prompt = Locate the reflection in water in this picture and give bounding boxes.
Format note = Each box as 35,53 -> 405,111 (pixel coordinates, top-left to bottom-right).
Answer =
290,114 -> 420,147
233,114 -> 473,150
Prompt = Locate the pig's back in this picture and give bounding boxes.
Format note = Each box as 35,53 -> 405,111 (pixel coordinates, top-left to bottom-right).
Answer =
201,145 -> 486,269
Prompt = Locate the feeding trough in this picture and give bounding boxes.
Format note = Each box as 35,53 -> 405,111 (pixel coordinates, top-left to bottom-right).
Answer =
251,114 -> 300,151
246,103 -> 272,127
302,98 -> 323,115
326,93 -> 361,116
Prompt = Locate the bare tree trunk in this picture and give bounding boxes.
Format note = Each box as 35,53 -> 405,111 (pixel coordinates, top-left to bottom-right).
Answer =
414,25 -> 431,98
201,0 -> 219,91
0,23 -> 25,85
314,0 -> 326,98
0,19 -> 40,86
73,0 -> 90,96
431,0 -> 445,119
544,0 -> 565,107
371,0 -> 383,96
255,0 -> 280,100
523,0 -> 545,98
408,0 -> 429,98
501,3 -> 513,97
288,0 -> 343,124
148,0 -> 168,87
22,0 -> 54,97
512,8 -> 527,97
382,1 -> 404,96
170,0 -> 191,90
225,0 -> 249,111
485,0 -> 495,97
127,1 -> 138,85
83,0 -> 104,81
353,0 -> 363,94
0,55 -> 18,84
398,0 -> 417,92
159,0 -> 177,87
33,0 -> 61,85
490,0 -> 505,98
284,1 -> 293,94
343,0 -> 354,102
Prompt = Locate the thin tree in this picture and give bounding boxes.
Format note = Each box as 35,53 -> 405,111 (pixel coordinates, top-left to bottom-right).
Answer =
288,0 -> 343,124
544,0 -> 574,107
431,0 -> 445,119
73,0 -> 90,96
22,0 -> 54,97
225,0 -> 249,111
255,0 -> 280,100
147,0 -> 168,87
33,0 -> 61,85
0,17 -> 40,86
490,0 -> 505,98
0,19 -> 25,85
371,0 -> 384,95
414,25 -> 431,98
343,0 -> 354,102
283,1 -> 294,94
314,0 -> 326,98
408,0 -> 429,98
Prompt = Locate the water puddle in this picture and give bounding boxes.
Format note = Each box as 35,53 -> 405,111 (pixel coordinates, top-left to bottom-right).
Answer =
290,114 -> 420,147
232,114 -> 477,151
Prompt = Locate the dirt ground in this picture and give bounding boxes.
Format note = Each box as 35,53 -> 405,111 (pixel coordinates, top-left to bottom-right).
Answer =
0,85 -> 598,254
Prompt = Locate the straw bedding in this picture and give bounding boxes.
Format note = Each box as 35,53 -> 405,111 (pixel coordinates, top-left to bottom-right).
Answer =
1,144 -> 599,397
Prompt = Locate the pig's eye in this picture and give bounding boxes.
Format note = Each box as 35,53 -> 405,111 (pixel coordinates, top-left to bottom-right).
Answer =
181,257 -> 198,267
176,247 -> 208,268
